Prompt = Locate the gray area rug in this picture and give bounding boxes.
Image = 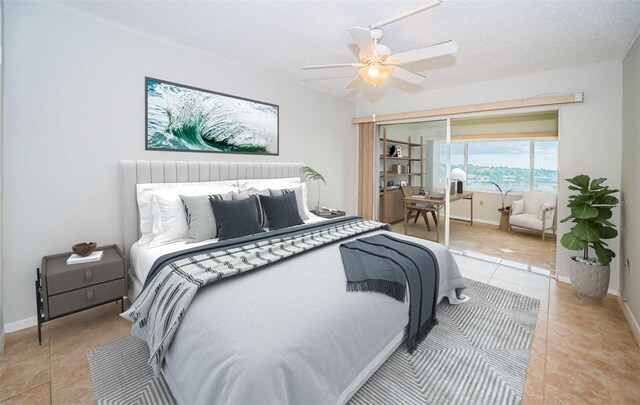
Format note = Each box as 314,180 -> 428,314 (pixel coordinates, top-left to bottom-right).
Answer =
88,279 -> 538,405
349,279 -> 539,405
87,335 -> 176,405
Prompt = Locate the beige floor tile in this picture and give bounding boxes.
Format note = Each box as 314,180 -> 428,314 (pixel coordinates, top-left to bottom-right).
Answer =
0,326 -> 51,401
0,383 -> 51,405
50,351 -> 95,405
522,338 -> 546,405
48,302 -> 131,361
392,217 -> 556,273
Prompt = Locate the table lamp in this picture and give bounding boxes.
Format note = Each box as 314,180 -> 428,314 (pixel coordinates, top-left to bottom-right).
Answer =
450,168 -> 466,193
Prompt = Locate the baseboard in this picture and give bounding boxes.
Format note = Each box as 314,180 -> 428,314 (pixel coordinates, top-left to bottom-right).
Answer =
450,215 -> 499,226
556,275 -> 619,296
618,297 -> 640,348
4,316 -> 38,333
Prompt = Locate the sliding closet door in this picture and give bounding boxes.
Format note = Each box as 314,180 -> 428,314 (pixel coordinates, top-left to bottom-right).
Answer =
357,122 -> 375,219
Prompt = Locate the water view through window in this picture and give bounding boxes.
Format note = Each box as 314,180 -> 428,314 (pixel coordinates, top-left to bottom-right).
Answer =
438,140 -> 558,192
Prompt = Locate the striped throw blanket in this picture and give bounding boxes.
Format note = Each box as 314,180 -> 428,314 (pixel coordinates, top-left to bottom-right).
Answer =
121,217 -> 390,373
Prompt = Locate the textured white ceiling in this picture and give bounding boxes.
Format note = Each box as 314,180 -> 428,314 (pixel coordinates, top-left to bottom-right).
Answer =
60,0 -> 640,103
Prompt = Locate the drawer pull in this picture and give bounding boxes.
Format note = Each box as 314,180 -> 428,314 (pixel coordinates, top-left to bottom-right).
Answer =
86,289 -> 94,301
85,269 -> 93,282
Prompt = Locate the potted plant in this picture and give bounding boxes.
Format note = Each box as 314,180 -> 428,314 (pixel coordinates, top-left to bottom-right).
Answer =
488,181 -> 511,211
560,174 -> 619,303
302,166 -> 326,212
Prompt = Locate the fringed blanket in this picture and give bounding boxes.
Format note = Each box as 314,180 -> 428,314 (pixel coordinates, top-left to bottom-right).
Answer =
121,217 -> 390,373
340,234 -> 439,353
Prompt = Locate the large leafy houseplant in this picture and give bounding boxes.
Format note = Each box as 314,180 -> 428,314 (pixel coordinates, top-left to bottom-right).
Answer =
560,174 -> 619,265
302,166 -> 326,211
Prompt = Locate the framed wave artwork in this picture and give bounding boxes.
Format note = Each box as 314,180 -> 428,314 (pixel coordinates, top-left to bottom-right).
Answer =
145,77 -> 279,155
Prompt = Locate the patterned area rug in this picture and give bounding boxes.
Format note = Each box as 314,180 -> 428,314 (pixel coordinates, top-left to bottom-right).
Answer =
87,336 -> 176,405
349,279 -> 539,405
88,279 -> 538,405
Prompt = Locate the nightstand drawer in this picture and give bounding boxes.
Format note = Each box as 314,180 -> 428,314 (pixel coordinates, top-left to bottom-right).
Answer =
48,278 -> 125,318
47,260 -> 124,295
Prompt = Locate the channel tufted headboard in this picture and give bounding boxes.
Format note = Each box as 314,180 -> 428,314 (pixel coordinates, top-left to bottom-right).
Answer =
121,160 -> 304,265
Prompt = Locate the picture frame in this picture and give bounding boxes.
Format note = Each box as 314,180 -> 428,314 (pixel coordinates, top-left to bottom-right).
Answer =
145,77 -> 279,155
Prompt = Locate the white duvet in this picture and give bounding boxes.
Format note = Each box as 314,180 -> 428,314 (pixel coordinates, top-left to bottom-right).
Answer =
130,222 -> 465,405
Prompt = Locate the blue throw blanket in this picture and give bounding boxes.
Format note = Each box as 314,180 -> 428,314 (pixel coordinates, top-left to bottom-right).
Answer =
340,234 -> 439,353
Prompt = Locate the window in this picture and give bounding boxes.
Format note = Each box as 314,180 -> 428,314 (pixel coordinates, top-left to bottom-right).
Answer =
436,139 -> 558,192
438,143 -> 464,185
533,141 -> 558,192
468,140 -> 531,192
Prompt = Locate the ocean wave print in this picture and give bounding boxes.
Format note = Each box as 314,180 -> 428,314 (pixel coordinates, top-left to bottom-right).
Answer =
146,79 -> 278,154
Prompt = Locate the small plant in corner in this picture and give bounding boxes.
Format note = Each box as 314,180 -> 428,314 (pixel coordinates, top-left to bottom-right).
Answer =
560,174 -> 619,303
302,166 -> 326,212
488,181 -> 511,210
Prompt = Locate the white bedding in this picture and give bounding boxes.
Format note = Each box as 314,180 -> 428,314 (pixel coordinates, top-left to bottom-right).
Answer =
129,221 -> 465,405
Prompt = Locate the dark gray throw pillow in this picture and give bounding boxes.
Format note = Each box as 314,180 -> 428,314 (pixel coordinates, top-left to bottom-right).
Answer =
269,185 -> 308,220
259,192 -> 304,230
233,190 -> 269,228
180,192 -> 233,243
209,196 -> 265,241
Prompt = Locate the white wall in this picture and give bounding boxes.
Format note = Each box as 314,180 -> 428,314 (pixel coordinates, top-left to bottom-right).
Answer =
0,0 -> 4,353
621,35 -> 640,330
2,2 -> 356,326
358,62 -> 623,290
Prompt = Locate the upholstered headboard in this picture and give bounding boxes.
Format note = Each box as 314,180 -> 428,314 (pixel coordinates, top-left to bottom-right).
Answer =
120,160 -> 304,264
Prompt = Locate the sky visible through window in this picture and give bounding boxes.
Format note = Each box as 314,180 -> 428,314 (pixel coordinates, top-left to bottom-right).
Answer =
439,140 -> 558,192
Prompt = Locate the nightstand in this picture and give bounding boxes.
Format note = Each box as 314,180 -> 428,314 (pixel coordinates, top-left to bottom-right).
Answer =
311,209 -> 346,219
35,244 -> 126,343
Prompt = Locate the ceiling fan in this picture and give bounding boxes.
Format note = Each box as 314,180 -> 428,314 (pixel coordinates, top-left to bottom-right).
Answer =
301,0 -> 458,89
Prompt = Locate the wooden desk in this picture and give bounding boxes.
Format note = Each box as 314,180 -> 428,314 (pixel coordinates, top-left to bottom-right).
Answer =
402,191 -> 474,243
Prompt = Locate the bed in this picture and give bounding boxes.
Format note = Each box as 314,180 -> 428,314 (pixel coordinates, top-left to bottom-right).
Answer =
121,160 -> 466,405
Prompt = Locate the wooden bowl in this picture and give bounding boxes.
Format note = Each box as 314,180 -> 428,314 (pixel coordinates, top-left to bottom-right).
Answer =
72,242 -> 97,257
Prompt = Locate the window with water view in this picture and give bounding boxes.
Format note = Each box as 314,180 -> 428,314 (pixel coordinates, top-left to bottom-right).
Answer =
438,139 -> 558,192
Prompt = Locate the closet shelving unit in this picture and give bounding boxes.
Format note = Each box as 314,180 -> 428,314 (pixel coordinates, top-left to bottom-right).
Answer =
379,130 -> 425,223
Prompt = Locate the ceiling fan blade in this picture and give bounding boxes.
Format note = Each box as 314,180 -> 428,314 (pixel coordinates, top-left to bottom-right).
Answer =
348,27 -> 376,55
301,63 -> 363,70
387,40 -> 458,65
370,0 -> 442,29
344,75 -> 362,89
392,67 -> 427,85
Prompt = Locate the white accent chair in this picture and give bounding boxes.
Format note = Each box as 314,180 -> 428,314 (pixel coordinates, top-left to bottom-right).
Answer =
509,191 -> 557,241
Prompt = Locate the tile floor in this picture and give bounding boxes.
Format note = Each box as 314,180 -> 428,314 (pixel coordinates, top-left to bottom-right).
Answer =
393,218 -> 557,274
1,258 -> 639,404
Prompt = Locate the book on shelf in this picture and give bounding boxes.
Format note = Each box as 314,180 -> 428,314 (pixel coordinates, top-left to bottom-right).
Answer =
67,250 -> 104,265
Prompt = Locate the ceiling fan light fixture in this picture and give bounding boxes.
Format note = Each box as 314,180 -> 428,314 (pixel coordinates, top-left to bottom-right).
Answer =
359,64 -> 392,86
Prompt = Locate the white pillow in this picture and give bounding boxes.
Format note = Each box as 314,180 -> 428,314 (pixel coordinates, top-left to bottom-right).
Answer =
136,180 -> 238,245
238,177 -> 300,192
149,192 -> 190,248
301,183 -> 312,217
511,199 -> 524,215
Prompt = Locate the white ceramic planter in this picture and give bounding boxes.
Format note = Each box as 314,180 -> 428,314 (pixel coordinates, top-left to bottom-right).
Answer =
568,257 -> 610,303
